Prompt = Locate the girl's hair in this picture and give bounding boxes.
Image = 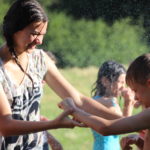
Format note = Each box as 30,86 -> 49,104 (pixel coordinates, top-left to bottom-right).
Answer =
91,60 -> 126,97
126,53 -> 150,86
2,0 -> 48,89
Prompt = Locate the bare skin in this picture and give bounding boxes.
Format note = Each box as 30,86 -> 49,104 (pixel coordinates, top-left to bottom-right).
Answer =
59,97 -> 150,150
0,22 -> 84,136
120,133 -> 144,150
40,116 -> 63,150
0,21 -> 123,136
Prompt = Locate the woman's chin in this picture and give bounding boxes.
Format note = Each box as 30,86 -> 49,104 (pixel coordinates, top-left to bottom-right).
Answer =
26,47 -> 36,53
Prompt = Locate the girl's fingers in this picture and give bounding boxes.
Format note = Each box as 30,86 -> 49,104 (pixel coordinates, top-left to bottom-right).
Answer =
70,119 -> 86,127
58,102 -> 62,109
60,109 -> 74,118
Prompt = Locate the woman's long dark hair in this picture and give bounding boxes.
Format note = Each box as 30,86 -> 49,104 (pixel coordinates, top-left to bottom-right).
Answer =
91,60 -> 126,97
2,0 -> 48,88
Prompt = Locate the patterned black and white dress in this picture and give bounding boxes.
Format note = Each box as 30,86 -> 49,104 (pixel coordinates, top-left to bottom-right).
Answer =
0,49 -> 48,150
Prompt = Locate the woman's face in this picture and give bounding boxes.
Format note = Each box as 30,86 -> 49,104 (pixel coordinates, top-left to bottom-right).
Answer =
13,21 -> 48,53
110,74 -> 126,97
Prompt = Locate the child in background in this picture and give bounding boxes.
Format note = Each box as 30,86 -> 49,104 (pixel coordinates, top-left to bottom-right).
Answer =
41,116 -> 63,150
91,60 -> 135,150
59,53 -> 150,150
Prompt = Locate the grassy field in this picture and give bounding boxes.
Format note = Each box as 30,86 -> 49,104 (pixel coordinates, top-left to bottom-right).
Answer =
41,67 -> 141,150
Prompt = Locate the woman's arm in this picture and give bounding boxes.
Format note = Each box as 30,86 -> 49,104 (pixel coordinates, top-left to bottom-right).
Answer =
0,84 -> 82,136
0,110 -> 81,137
59,98 -> 150,136
43,52 -> 122,119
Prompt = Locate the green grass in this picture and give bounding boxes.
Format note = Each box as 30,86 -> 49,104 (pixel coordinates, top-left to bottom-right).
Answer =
41,67 -> 142,150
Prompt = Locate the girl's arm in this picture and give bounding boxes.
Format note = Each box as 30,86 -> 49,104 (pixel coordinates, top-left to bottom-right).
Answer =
46,131 -> 63,150
0,84 -> 82,136
40,116 -> 63,150
43,52 -> 122,119
59,98 -> 150,136
121,88 -> 135,117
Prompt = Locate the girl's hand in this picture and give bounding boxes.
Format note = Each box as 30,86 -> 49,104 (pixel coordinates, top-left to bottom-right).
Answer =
53,109 -> 85,128
58,97 -> 77,111
120,134 -> 143,150
121,87 -> 136,105
58,98 -> 87,127
40,115 -> 49,121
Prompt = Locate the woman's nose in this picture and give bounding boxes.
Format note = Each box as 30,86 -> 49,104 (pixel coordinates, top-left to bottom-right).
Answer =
35,36 -> 43,45
134,95 -> 139,101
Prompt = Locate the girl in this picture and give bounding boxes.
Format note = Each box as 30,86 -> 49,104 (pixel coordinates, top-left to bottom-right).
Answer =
91,61 -> 135,150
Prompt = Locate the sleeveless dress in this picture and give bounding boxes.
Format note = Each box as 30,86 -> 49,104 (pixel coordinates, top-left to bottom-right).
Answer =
91,96 -> 120,150
0,49 -> 47,150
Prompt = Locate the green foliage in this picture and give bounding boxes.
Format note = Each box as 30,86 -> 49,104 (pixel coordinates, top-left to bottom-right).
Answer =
44,14 -> 148,67
0,1 -> 149,68
0,0 -> 10,45
105,18 -> 148,64
48,0 -> 145,24
0,0 -> 9,23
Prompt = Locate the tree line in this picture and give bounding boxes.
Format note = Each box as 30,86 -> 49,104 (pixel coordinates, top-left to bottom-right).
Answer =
0,0 -> 149,67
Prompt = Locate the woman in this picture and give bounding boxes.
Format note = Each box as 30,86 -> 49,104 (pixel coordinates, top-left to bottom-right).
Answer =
0,0 -> 81,149
0,0 -> 123,149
